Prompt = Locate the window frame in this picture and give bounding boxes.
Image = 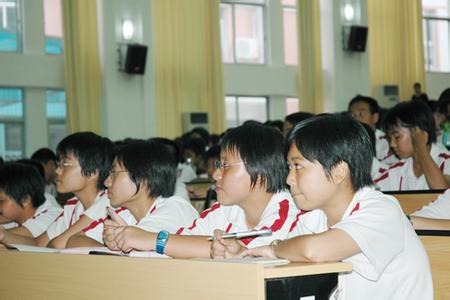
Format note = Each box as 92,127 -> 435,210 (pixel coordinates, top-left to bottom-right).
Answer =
422,15 -> 450,73
225,94 -> 269,128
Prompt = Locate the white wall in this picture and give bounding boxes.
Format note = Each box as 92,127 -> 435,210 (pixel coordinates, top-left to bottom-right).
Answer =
99,0 -> 156,141
426,72 -> 450,99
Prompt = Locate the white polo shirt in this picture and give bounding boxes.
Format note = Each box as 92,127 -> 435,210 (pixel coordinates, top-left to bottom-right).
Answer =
375,129 -> 389,161
176,191 -> 299,248
2,193 -> 62,237
46,191 -> 108,240
289,187 -> 433,300
412,188 -> 450,219
82,195 -> 199,243
374,143 -> 450,191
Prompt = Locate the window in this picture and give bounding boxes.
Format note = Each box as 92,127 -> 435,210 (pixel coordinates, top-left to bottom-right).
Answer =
0,0 -> 21,52
282,0 -> 298,65
43,0 -> 63,54
422,0 -> 450,72
220,0 -> 265,64
0,88 -> 23,160
225,95 -> 267,127
46,89 -> 66,151
286,97 -> 299,115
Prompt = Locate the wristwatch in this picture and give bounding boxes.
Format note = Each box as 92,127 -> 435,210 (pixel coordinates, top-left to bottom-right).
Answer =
156,230 -> 170,254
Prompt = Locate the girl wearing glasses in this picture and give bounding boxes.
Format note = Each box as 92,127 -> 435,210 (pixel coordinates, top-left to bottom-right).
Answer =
102,123 -> 298,258
66,140 -> 199,248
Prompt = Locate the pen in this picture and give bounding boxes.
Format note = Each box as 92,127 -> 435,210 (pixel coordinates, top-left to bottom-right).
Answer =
207,228 -> 272,241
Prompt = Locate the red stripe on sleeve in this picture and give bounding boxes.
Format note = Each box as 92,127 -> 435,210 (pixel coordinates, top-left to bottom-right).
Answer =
349,203 -> 360,216
241,199 -> 290,246
440,161 -> 445,172
150,206 -> 157,214
225,223 -> 232,233
439,153 -> 450,160
82,207 -> 126,233
32,209 -> 48,220
374,172 -> 389,184
289,210 -> 307,233
176,202 -> 222,234
66,199 -> 79,205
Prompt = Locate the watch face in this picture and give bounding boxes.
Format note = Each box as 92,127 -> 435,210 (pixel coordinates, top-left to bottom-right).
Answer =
159,230 -> 169,240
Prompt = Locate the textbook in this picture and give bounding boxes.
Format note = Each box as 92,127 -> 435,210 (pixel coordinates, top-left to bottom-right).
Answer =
6,244 -> 169,258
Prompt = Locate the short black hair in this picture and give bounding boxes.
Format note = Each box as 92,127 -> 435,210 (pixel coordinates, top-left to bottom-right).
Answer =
382,100 -> 436,145
16,159 -> 46,180
220,123 -> 287,193
437,88 -> 450,115
150,137 -> 182,164
288,114 -> 374,191
205,145 -> 220,161
56,132 -> 114,190
30,148 -> 57,164
115,140 -> 177,198
285,112 -> 315,126
348,95 -> 380,114
358,122 -> 376,155
190,127 -> 210,145
0,162 -> 46,208
183,138 -> 206,157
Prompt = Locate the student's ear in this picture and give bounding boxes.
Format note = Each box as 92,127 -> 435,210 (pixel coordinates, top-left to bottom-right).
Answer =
87,170 -> 100,184
22,195 -> 33,208
331,161 -> 350,185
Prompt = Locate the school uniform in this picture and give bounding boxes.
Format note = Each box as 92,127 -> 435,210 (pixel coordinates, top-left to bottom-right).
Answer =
2,193 -> 62,237
370,157 -> 388,181
178,163 -> 197,183
174,179 -> 190,201
412,188 -> 450,219
46,191 -> 108,240
176,191 -> 299,248
82,195 -> 199,243
289,187 -> 433,300
375,129 -> 389,160
374,143 -> 450,191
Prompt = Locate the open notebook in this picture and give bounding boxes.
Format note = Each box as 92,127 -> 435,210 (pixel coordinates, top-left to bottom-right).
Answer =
5,244 -> 169,258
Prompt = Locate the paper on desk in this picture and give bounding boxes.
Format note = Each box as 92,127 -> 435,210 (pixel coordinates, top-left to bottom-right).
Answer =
202,257 -> 290,266
7,244 -> 59,253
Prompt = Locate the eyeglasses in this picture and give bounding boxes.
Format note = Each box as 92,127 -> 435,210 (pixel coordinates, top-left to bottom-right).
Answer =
109,169 -> 128,179
214,160 -> 246,170
56,160 -> 74,168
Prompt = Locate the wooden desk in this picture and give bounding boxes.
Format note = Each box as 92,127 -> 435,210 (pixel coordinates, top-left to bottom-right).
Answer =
0,252 -> 351,300
387,190 -> 444,215
418,230 -> 450,300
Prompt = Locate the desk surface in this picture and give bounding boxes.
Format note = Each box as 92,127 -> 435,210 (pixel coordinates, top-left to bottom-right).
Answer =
0,251 -> 351,300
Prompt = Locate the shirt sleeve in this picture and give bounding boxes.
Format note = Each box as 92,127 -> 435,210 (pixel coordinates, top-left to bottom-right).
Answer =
22,205 -> 62,237
412,189 -> 450,219
83,196 -> 109,221
333,198 -> 405,281
176,203 -> 225,236
46,211 -> 67,240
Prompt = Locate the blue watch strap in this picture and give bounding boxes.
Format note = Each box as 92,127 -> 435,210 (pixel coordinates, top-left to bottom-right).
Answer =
156,230 -> 170,254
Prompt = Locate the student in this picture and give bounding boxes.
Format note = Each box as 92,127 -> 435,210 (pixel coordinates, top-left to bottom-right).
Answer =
283,111 -> 315,137
102,123 -> 299,257
411,82 -> 429,103
31,148 -> 58,197
0,163 -> 62,244
375,100 -> 450,191
348,95 -> 394,162
234,114 -> 432,299
187,145 -> 220,200
409,189 -> 450,230
4,132 -> 113,248
66,141 -> 199,247
359,122 -> 388,180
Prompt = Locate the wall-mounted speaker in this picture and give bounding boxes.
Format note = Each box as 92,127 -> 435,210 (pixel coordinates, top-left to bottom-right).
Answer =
119,44 -> 148,75
343,25 -> 368,52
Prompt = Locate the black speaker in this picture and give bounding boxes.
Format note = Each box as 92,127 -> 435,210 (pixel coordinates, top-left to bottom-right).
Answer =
346,26 -> 368,52
124,44 -> 148,74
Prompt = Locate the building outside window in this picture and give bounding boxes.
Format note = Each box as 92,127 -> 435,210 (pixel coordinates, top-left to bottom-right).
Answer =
0,0 -> 21,52
225,95 -> 267,128
422,0 -> 450,72
0,87 -> 24,160
46,89 -> 66,151
43,0 -> 63,55
282,0 -> 298,65
220,0 -> 265,64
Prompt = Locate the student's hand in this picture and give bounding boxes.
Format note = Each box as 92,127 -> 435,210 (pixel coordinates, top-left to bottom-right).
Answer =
238,245 -> 277,259
411,127 -> 428,155
187,186 -> 207,199
103,219 -> 125,251
210,229 -> 245,259
112,226 -> 149,253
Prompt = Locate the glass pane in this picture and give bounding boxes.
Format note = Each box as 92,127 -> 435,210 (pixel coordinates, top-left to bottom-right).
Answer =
223,0 -> 265,3
44,0 -> 63,54
283,7 -> 298,65
237,96 -> 267,124
282,0 -> 297,6
48,122 -> 65,151
423,19 -> 450,72
220,3 -> 234,63
46,89 -> 66,118
286,97 -> 299,115
234,4 -> 264,64
225,96 -> 238,128
422,0 -> 449,17
0,88 -> 23,118
0,0 -> 20,52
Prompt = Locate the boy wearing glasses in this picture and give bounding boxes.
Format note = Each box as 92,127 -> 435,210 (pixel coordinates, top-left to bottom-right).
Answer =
4,132 -> 114,248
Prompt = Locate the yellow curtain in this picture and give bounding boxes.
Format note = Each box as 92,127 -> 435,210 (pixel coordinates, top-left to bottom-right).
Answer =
368,0 -> 425,101
297,0 -> 323,113
152,0 -> 225,138
61,0 -> 102,133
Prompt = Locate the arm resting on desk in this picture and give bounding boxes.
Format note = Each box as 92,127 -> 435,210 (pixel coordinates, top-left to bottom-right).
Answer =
0,226 -> 37,246
66,232 -> 104,248
411,216 -> 450,230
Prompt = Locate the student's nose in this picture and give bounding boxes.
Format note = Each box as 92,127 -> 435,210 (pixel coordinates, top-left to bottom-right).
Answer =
213,167 -> 222,182
104,174 -> 112,187
286,169 -> 296,188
